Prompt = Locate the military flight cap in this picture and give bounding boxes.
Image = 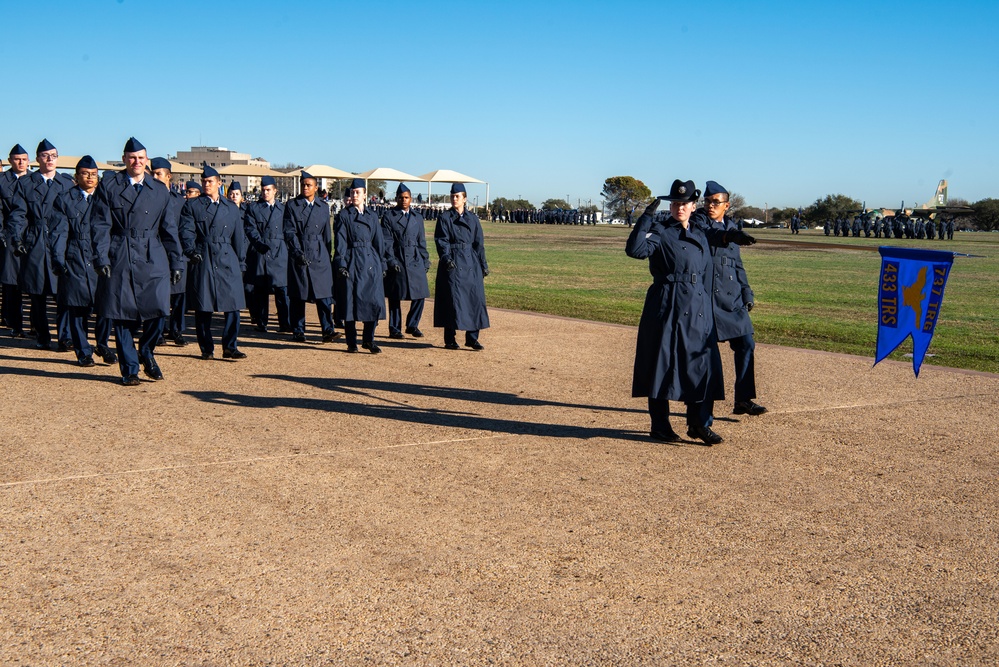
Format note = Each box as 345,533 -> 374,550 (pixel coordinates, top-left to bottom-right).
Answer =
300,170 -> 314,181
185,180 -> 202,192
450,182 -> 466,195
123,137 -> 145,153
350,177 -> 365,190
703,180 -> 728,198
396,183 -> 411,196
75,155 -> 98,170
201,162 -> 219,179
661,179 -> 700,202
150,157 -> 172,171
9,144 -> 28,157
36,138 -> 56,153
261,176 -> 276,187
229,180 -> 241,191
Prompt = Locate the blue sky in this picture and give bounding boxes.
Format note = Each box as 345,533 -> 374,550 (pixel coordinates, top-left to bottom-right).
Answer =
2,0 -> 996,208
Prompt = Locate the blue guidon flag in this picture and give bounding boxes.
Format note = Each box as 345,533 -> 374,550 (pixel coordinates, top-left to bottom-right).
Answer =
875,247 -> 955,376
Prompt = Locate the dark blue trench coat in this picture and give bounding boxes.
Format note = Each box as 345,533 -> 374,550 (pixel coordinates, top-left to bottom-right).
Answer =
692,210 -> 754,342
284,196 -> 333,302
333,205 -> 387,322
626,211 -> 724,404
433,208 -> 490,331
51,187 -> 104,308
380,207 -> 430,301
179,196 -> 246,313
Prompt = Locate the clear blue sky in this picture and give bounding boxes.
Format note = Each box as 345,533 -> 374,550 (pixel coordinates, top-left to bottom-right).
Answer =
2,0 -> 996,209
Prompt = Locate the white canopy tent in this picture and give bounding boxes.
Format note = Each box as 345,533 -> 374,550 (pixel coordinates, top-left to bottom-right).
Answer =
417,169 -> 489,213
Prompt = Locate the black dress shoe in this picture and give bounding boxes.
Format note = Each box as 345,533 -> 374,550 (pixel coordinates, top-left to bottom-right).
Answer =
79,355 -> 96,367
277,327 -> 294,334
11,330 -> 27,338
171,333 -> 189,347
35,341 -> 51,350
733,400 -> 768,416
200,352 -> 214,360
388,331 -> 404,339
368,344 -> 382,354
650,429 -> 681,443
444,342 -> 460,350
361,341 -> 372,350
346,344 -> 358,353
57,340 -> 73,352
140,356 -> 163,380
96,346 -> 118,364
223,349 -> 247,359
465,340 -> 484,351
292,332 -> 306,343
121,375 -> 141,387
156,336 -> 166,346
322,329 -> 341,343
254,324 -> 267,332
687,425 -> 723,445
405,327 -> 424,338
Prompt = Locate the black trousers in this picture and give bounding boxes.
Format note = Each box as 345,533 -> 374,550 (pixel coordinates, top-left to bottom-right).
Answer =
648,396 -> 714,431
723,333 -> 757,403
444,327 -> 479,346
115,316 -> 164,377
387,297 -> 424,335
344,321 -> 376,347
290,297 -> 333,335
251,285 -> 290,330
29,293 -> 67,345
167,291 -> 186,335
195,310 -> 240,355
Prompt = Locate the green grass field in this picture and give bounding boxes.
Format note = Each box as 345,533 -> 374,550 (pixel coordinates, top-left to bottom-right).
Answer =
427,222 -> 999,374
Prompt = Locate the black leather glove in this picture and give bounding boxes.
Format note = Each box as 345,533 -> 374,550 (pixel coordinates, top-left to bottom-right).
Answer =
726,230 -> 756,246
14,244 -> 27,257
296,254 -> 310,267
483,267 -> 490,277
171,269 -> 183,285
98,265 -> 111,278
382,270 -> 387,278
392,264 -> 402,273
52,263 -> 67,276
446,260 -> 456,272
0,235 -> 6,249
255,242 -> 271,255
643,198 -> 661,215
746,302 -> 754,312
185,250 -> 203,263
338,267 -> 349,278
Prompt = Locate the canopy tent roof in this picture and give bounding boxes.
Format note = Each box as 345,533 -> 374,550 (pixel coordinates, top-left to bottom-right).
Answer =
301,164 -> 355,179
356,167 -> 424,182
418,169 -> 485,184
164,160 -> 201,175
214,163 -> 292,178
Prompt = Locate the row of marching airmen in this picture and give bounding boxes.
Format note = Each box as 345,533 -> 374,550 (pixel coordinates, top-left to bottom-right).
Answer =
0,138 -> 490,386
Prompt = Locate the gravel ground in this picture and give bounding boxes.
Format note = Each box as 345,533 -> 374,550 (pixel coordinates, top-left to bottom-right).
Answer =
1,305 -> 997,666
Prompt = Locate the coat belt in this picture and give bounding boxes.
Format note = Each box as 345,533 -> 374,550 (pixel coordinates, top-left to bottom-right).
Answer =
657,273 -> 698,284
348,241 -> 370,248
113,229 -> 155,239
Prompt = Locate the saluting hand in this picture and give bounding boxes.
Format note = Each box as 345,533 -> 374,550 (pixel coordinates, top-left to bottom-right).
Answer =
643,198 -> 661,215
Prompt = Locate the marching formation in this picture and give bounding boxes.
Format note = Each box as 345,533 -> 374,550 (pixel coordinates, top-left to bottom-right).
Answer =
0,139 -> 491,386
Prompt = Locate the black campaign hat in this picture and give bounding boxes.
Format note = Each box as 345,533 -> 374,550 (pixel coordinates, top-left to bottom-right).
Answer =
661,179 -> 700,202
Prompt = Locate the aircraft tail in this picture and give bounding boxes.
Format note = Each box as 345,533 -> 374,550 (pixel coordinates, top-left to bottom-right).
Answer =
922,180 -> 947,209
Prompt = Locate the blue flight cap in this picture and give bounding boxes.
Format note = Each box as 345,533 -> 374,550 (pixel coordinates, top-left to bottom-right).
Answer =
201,162 -> 219,179
704,180 -> 728,198
350,178 -> 365,190
185,180 -> 202,192
300,170 -> 314,181
229,180 -> 242,191
261,176 -> 276,187
9,144 -> 28,157
75,155 -> 98,170
396,183 -> 411,196
450,182 -> 466,195
123,137 -> 145,153
36,138 -> 56,154
150,157 -> 172,171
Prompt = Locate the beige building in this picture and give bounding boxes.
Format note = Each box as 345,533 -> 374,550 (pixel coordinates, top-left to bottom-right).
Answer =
173,146 -> 270,193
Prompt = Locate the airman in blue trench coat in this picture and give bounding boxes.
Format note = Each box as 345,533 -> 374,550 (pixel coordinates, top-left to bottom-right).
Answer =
433,183 -> 489,350
178,164 -> 247,360
1,144 -> 32,337
626,179 -> 756,445
333,178 -> 388,353
381,183 -> 430,339
49,156 -> 114,366
692,181 -> 767,418
7,139 -> 75,350
284,171 -> 338,344
243,175 -> 290,332
91,137 -> 184,386
150,157 -> 189,347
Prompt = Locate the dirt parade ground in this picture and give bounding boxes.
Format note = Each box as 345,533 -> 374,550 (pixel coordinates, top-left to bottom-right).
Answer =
1,304 -> 997,665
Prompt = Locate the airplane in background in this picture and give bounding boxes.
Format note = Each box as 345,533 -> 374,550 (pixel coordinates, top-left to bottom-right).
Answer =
856,180 -> 974,220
